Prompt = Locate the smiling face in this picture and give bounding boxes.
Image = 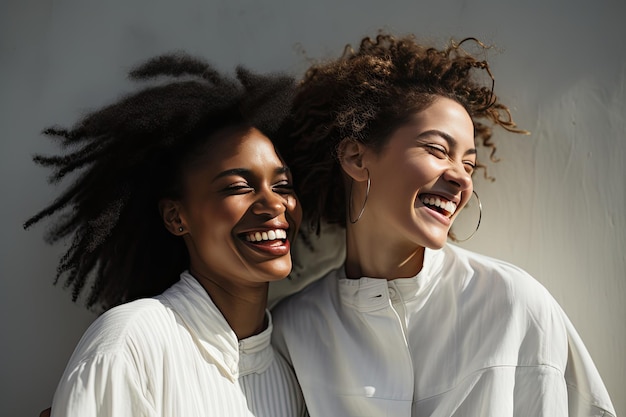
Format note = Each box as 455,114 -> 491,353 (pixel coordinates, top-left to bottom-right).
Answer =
167,126 -> 301,289
355,97 -> 476,252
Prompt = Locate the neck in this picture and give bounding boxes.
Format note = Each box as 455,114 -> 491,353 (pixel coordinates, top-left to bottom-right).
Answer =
190,267 -> 269,340
344,224 -> 425,280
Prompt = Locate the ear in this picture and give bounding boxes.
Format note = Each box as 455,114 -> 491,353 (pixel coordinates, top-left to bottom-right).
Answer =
337,139 -> 369,182
159,199 -> 187,236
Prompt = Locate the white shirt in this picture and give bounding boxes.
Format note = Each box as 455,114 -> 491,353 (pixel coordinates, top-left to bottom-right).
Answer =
51,271 -> 306,417
272,244 -> 615,417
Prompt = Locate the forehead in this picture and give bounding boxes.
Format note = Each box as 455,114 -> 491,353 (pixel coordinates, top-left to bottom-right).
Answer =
388,97 -> 475,148
194,126 -> 282,170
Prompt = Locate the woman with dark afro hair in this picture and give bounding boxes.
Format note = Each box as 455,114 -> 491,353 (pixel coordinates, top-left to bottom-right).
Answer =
272,33 -> 615,417
26,54 -> 306,417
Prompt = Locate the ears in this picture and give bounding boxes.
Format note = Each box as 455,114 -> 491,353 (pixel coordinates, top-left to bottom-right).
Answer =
338,139 -> 369,182
159,199 -> 187,236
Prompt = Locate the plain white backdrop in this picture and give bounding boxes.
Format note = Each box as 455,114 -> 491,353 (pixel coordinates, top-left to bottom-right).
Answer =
1,0 -> 624,416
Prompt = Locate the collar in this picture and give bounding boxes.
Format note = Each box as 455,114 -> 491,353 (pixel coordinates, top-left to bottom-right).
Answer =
158,271 -> 274,381
337,247 -> 445,312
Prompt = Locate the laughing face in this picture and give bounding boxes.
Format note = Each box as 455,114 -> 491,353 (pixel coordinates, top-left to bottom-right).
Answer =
358,97 -> 475,251
171,126 -> 301,288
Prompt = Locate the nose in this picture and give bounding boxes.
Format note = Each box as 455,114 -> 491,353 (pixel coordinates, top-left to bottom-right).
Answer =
443,161 -> 473,191
251,187 -> 286,217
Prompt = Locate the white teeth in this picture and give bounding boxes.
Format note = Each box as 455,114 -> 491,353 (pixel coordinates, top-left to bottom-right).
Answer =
245,229 -> 288,242
420,196 -> 457,216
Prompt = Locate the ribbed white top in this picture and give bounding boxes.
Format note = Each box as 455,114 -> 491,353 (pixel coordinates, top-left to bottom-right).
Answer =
50,272 -> 306,417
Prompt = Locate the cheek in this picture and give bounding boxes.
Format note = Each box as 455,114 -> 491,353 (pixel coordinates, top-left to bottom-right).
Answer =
288,196 -> 303,228
216,198 -> 251,220
383,160 -> 439,196
456,187 -> 475,212
408,157 -> 446,179
189,201 -> 246,235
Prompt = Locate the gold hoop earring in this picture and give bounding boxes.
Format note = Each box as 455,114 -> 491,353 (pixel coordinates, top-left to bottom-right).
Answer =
348,168 -> 371,224
452,190 -> 482,242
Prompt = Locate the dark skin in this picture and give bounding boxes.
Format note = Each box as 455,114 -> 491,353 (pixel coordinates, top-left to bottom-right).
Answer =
160,127 -> 300,339
38,128 -> 302,415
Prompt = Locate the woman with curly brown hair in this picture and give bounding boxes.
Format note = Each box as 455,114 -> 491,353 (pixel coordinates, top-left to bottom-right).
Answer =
26,53 -> 306,417
272,33 -> 615,417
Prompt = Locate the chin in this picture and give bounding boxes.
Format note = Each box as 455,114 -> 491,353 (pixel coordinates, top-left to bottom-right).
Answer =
261,260 -> 293,281
424,241 -> 447,250
419,231 -> 449,250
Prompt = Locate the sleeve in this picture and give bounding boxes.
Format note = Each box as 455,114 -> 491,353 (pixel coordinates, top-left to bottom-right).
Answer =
50,352 -> 155,417
560,308 -> 616,417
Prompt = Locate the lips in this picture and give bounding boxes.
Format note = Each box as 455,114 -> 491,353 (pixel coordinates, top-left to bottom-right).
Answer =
244,229 -> 288,242
419,194 -> 458,217
239,228 -> 291,256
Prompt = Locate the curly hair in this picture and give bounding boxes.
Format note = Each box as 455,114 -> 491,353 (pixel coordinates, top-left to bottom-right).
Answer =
279,33 -> 528,233
24,53 -> 295,311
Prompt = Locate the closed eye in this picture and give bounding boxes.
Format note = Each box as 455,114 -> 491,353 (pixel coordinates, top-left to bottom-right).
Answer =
426,144 -> 476,174
223,183 -> 253,194
463,161 -> 476,175
273,180 -> 295,195
425,144 -> 448,158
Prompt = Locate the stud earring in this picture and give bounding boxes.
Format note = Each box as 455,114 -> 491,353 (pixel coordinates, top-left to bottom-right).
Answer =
178,226 -> 184,232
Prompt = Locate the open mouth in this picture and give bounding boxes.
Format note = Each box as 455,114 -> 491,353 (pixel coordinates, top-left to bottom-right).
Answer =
419,194 -> 457,218
243,229 -> 288,245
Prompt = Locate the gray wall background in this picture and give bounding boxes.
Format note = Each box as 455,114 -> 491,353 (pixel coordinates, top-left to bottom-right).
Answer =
2,0 -> 624,416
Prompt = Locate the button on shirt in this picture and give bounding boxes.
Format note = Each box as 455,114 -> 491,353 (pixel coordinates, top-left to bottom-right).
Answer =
272,244 -> 615,417
51,272 -> 306,417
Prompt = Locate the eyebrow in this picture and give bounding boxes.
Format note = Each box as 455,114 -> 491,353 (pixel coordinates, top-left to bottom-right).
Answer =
418,129 -> 477,156
212,166 -> 290,182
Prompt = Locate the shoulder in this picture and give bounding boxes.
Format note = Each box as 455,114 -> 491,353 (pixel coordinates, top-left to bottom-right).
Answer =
274,268 -> 338,310
442,245 -> 573,365
443,244 -> 532,277
51,299 -> 173,415
444,244 -> 548,293
442,244 -> 563,319
96,297 -> 175,334
272,268 -> 339,331
69,297 -> 177,363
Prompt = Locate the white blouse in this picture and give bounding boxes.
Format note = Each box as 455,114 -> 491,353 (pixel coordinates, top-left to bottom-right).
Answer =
51,272 -> 306,417
273,244 -> 615,417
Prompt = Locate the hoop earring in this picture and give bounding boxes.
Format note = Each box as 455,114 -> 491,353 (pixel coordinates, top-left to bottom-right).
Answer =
453,190 -> 482,242
348,168 -> 371,224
